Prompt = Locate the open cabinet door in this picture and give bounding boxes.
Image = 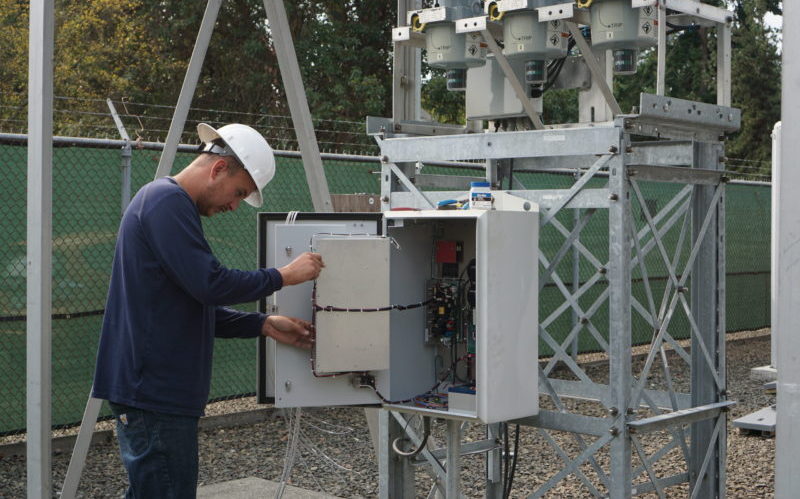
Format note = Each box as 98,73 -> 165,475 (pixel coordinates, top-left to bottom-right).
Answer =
475,210 -> 539,423
257,213 -> 384,407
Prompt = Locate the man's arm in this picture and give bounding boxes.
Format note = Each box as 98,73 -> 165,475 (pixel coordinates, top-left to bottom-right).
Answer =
141,192 -> 300,305
214,307 -> 266,338
215,307 -> 313,349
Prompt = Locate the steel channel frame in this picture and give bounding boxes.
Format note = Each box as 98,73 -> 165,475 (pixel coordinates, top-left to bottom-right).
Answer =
376,120 -> 727,498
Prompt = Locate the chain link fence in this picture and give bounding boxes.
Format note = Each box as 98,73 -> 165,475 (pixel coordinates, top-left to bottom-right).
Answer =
0,136 -> 770,435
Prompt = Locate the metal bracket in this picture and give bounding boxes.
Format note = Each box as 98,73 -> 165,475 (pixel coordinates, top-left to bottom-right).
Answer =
537,2 -> 574,21
392,26 -> 426,48
455,15 -> 504,40
635,93 -> 741,135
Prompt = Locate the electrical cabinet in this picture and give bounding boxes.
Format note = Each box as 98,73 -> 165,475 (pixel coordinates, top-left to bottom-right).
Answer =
257,209 -> 539,424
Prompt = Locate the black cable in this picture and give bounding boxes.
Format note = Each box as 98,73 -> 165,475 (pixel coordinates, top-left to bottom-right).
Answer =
538,35 -> 576,95
504,424 -> 520,499
666,21 -> 699,31
314,298 -> 432,313
502,423 -> 510,496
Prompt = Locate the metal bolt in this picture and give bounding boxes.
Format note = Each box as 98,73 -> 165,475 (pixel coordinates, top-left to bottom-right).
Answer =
627,408 -> 637,415
285,246 -> 293,257
626,146 -> 633,153
599,267 -> 607,275
381,155 -> 389,163
285,380 -> 292,391
609,193 -> 619,201
608,407 -> 619,417
609,427 -> 620,436
581,317 -> 589,325
609,145 -> 618,154
381,196 -> 390,203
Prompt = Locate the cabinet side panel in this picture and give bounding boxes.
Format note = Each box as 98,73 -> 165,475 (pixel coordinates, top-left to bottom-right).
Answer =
380,223 -> 438,401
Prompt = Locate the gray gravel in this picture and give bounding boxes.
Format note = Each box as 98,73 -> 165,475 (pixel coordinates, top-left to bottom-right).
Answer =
0,332 -> 776,498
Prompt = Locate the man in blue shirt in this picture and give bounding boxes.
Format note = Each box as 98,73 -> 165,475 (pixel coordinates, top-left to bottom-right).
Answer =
93,123 -> 322,498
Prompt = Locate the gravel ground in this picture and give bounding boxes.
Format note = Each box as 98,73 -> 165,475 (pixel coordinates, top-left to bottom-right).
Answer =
0,331 -> 775,498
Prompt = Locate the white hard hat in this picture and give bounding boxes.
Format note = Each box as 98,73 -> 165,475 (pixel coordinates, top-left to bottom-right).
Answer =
197,123 -> 275,207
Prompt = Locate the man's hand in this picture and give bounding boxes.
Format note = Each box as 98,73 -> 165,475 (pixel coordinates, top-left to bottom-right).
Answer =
262,315 -> 314,350
278,252 -> 324,286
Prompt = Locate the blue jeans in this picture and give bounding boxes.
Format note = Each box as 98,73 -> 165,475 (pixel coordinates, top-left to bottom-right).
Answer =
109,402 -> 200,499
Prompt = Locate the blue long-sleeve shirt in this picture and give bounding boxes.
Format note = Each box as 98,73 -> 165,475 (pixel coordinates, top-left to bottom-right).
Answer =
92,177 -> 283,416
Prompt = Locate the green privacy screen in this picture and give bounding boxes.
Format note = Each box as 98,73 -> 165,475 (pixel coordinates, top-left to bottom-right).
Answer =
0,143 -> 769,434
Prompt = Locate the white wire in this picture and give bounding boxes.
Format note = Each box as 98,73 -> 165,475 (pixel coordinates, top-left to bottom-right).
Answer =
275,407 -> 302,499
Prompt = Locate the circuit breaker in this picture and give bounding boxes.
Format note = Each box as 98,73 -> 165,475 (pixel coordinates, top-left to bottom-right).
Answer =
257,209 -> 539,424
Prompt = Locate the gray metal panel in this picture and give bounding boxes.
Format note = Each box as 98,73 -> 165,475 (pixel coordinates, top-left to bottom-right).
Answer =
477,210 -> 539,422
628,140 -> 694,167
266,220 -> 382,407
379,127 -> 621,162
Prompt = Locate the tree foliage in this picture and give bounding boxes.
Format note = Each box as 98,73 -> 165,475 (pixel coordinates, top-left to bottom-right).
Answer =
0,0 -> 783,167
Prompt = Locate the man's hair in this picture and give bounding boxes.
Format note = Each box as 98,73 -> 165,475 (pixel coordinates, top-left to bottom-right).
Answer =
199,151 -> 244,175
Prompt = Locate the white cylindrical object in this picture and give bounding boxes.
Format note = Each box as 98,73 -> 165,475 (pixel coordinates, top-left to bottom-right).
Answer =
470,181 -> 493,209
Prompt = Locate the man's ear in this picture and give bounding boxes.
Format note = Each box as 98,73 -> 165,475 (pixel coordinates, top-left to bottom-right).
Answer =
209,159 -> 228,180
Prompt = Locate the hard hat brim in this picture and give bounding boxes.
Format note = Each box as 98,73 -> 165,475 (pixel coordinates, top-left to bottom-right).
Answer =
197,122 -> 222,144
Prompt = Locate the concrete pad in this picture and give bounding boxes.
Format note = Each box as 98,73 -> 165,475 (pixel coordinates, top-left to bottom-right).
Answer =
733,405 -> 776,436
197,477 -> 342,499
750,365 -> 778,382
